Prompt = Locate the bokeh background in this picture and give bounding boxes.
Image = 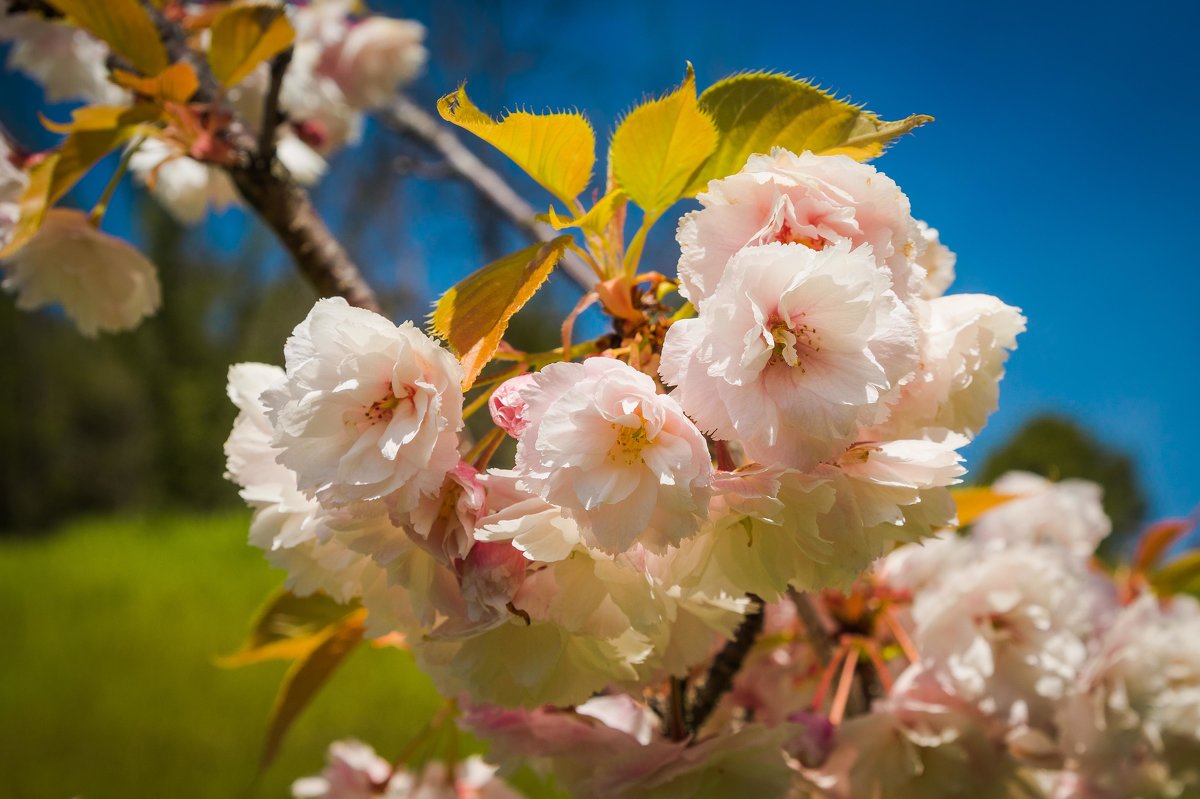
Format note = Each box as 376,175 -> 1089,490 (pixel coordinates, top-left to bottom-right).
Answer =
2,0 -> 1197,796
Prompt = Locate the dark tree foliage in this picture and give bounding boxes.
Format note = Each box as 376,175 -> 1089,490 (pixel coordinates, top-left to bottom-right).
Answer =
980,414 -> 1148,557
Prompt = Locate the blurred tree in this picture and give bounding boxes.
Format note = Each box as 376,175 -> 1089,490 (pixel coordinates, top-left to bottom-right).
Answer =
979,414 -> 1148,556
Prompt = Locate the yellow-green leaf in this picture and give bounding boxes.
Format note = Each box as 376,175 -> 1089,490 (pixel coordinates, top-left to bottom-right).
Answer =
610,65 -> 717,216
438,85 -> 595,208
0,155 -> 58,259
431,237 -> 572,390
260,608 -> 367,771
218,589 -> 359,668
208,2 -> 295,88
688,72 -> 931,194
52,104 -> 161,199
546,189 -> 627,238
952,487 -> 1018,527
46,0 -> 168,76
1150,550 -> 1200,597
1,104 -> 160,258
112,62 -> 200,104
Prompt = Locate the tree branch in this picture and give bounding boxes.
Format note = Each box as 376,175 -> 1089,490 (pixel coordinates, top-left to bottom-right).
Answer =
142,3 -> 382,313
378,95 -> 597,290
257,47 -> 293,168
686,594 -> 765,735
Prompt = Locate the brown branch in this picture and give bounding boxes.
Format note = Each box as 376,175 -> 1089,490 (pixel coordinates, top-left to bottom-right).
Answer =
378,95 -> 597,290
257,47 -> 293,167
686,594 -> 765,735
142,3 -> 381,313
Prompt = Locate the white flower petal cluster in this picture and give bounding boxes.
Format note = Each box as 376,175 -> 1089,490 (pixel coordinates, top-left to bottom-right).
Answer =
263,298 -> 464,512
292,739 -> 519,799
1,209 -> 161,336
0,135 -> 27,250
508,357 -> 713,553
225,152 -> 1028,761
659,148 -> 1022,590
859,472 -> 1200,797
675,148 -> 922,304
93,1 -> 424,222
662,240 -> 918,469
0,6 -> 129,105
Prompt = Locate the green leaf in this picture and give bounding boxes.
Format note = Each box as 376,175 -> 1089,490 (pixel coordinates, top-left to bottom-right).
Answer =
431,237 -> 572,390
610,65 -> 717,216
546,189 -> 627,238
260,608 -> 366,771
688,72 -> 931,193
218,589 -> 359,668
438,85 -> 595,208
208,2 -> 295,88
46,0 -> 168,76
1150,551 -> 1200,597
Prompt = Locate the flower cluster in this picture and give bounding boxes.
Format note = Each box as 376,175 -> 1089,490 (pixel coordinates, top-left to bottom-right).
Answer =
292,739 -> 519,799
0,0 -> 427,337
225,149 -> 1027,743
0,0 -> 426,224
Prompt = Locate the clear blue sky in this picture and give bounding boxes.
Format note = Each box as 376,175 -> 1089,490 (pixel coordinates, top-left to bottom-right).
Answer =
3,0 -> 1198,519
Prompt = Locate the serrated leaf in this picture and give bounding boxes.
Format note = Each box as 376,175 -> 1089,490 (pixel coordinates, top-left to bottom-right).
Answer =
951,487 -> 1018,527
1150,550 -> 1200,597
546,189 -> 626,238
208,2 -> 295,88
218,589 -> 359,668
431,237 -> 572,390
438,85 -> 595,208
260,608 -> 366,771
688,72 -> 931,194
46,0 -> 168,76
112,62 -> 200,104
611,65 -> 717,216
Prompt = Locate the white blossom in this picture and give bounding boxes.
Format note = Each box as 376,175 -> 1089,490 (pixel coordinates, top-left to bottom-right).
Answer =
661,241 -> 918,470
507,358 -> 712,554
677,148 -> 922,306
263,297 -> 464,513
1,209 -> 160,336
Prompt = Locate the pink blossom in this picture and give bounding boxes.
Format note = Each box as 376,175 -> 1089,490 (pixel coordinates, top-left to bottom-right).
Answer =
677,148 -> 922,306
511,357 -> 712,554
661,241 -> 918,470
488,373 -> 536,438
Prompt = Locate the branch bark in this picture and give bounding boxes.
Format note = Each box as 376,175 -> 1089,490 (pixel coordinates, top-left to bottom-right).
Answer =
378,95 -> 597,290
687,594 -> 765,735
143,3 -> 381,313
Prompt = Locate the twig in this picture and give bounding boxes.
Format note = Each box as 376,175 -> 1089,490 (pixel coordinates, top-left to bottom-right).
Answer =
141,2 -> 382,313
790,589 -> 835,666
378,95 -> 596,290
686,594 -> 765,735
257,47 -> 293,167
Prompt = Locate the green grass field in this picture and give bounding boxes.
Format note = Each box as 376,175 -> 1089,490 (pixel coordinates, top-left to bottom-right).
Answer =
0,513 -> 557,799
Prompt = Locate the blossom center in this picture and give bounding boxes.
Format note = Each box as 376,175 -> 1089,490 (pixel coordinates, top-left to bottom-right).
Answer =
768,316 -> 820,370
363,383 -> 415,424
610,421 -> 653,466
776,220 -> 827,250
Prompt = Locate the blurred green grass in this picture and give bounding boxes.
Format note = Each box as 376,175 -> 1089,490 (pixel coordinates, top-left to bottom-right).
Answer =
0,513 -> 555,799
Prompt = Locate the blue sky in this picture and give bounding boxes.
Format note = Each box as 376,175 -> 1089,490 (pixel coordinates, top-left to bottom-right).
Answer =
3,0 -> 1198,518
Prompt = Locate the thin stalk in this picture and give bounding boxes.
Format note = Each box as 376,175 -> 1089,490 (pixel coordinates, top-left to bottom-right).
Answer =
89,136 -> 145,226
